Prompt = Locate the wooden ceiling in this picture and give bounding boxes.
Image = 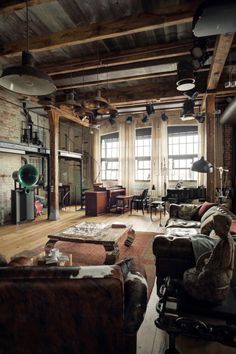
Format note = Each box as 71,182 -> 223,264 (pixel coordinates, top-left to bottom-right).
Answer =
0,0 -> 235,114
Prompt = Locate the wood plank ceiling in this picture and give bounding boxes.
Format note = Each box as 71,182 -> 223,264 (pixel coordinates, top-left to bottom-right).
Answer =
0,0 -> 235,116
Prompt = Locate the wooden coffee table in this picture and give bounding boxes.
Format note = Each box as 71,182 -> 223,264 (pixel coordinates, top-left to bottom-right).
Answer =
45,222 -> 135,265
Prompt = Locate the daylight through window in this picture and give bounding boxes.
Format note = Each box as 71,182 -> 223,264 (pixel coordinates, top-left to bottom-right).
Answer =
135,128 -> 152,181
168,126 -> 198,181
101,132 -> 119,180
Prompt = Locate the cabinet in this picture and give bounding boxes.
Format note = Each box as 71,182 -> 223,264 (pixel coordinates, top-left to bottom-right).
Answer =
85,191 -> 107,216
163,187 -> 206,204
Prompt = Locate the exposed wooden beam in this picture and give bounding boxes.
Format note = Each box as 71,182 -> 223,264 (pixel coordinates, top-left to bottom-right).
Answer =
207,33 -> 234,90
75,75 -> 236,107
42,40 -> 196,76
44,105 -> 90,128
0,11 -> 196,57
201,33 -> 234,112
0,0 -> 53,15
56,67 -> 212,91
40,37 -> 236,76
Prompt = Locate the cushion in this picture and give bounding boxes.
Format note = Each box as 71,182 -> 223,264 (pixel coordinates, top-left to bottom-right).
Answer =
200,205 -> 219,223
166,218 -> 201,229
200,214 -> 215,235
230,219 -> 236,234
198,202 -> 217,218
165,228 -> 198,237
178,204 -> 199,221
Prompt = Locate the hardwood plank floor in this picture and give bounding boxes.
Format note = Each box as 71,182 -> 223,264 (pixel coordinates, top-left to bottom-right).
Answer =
0,208 -> 234,354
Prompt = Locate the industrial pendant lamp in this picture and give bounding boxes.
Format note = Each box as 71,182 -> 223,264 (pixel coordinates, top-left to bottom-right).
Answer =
83,89 -> 109,110
0,1 -> 56,96
191,156 -> 213,173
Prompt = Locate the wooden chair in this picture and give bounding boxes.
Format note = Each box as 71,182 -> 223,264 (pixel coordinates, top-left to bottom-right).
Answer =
130,188 -> 149,214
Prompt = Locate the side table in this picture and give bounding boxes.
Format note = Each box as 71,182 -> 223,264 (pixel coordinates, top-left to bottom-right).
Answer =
116,195 -> 133,214
149,200 -> 166,225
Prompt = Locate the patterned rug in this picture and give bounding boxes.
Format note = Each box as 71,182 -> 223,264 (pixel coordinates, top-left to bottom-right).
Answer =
18,231 -> 157,297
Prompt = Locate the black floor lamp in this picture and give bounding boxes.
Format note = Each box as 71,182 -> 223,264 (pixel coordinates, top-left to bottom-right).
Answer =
191,156 -> 213,173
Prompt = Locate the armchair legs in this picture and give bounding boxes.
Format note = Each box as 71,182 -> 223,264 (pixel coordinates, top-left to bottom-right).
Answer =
130,200 -> 146,214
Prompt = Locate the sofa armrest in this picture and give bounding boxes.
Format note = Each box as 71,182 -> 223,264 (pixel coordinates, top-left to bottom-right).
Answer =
152,236 -> 195,290
121,261 -> 148,335
169,204 -> 181,218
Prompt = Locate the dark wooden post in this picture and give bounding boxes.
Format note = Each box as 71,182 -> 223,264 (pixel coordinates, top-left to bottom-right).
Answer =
48,108 -> 60,220
206,94 -> 216,202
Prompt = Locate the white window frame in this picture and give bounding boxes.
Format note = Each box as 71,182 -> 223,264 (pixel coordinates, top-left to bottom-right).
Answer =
135,128 -> 152,181
168,126 -> 198,181
101,132 -> 119,181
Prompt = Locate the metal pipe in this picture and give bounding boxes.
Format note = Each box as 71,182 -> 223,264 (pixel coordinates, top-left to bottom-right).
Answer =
220,97 -> 236,124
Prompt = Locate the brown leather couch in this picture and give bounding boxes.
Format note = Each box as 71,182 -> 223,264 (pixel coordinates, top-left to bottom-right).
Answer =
152,203 -> 236,291
0,261 -> 147,354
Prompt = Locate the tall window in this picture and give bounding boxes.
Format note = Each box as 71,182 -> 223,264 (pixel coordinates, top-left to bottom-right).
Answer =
135,128 -> 152,181
168,126 -> 198,181
101,133 -> 119,180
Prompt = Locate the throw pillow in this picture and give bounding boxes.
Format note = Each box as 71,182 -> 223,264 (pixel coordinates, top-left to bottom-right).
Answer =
198,201 -> 217,219
200,214 -> 215,235
178,204 -> 199,221
200,205 -> 219,223
183,214 -> 234,304
230,219 -> 236,234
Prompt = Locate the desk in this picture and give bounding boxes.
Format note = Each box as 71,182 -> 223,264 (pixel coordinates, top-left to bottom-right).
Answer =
116,195 -> 133,213
149,200 -> 166,225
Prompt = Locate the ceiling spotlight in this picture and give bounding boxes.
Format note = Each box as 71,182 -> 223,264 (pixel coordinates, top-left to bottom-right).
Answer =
192,58 -> 201,71
195,113 -> 205,123
181,99 -> 195,121
146,103 -> 155,115
126,116 -> 133,124
161,112 -> 168,121
109,118 -> 116,125
176,60 -> 195,91
191,39 -> 206,58
142,115 -> 149,123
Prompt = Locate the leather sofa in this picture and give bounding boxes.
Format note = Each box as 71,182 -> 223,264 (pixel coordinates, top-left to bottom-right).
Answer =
152,202 -> 236,290
152,203 -> 236,353
0,259 -> 147,354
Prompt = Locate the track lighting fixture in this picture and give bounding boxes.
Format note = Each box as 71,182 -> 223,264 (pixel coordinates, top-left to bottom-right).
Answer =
126,116 -> 133,124
142,115 -> 149,123
195,112 -> 205,123
146,104 -> 155,115
161,113 -> 168,122
180,99 -> 195,121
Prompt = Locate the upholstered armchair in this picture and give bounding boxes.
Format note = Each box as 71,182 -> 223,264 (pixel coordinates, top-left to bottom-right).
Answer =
0,260 -> 148,354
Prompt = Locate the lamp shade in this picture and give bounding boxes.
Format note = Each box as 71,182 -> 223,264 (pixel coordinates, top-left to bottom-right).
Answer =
0,51 -> 56,96
191,156 -> 213,173
176,60 -> 195,91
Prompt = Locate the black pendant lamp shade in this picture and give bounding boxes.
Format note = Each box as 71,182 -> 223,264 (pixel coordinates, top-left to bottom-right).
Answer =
0,51 -> 56,96
191,156 -> 213,173
176,60 -> 195,91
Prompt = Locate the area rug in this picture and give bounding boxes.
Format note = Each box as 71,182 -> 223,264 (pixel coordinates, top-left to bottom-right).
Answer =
18,231 -> 157,297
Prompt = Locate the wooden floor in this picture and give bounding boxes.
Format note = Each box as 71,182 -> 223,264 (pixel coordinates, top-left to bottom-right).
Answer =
0,208 -> 235,354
